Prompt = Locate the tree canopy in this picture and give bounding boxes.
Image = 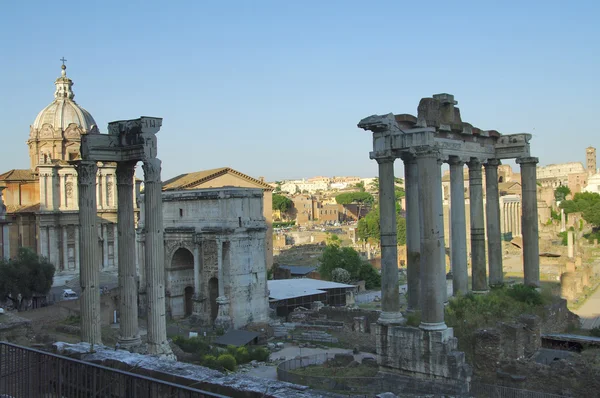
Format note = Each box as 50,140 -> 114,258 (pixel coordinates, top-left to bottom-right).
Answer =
335,192 -> 374,205
560,192 -> 600,228
554,186 -> 571,202
272,194 -> 293,213
356,206 -> 406,245
0,248 -> 55,309
318,244 -> 380,289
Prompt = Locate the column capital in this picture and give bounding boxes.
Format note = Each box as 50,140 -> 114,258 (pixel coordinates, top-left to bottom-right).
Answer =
375,156 -> 395,165
484,158 -> 501,167
116,161 -> 137,186
448,156 -> 465,167
516,156 -> 539,166
467,158 -> 482,169
399,153 -> 416,163
74,160 -> 98,185
142,158 -> 162,183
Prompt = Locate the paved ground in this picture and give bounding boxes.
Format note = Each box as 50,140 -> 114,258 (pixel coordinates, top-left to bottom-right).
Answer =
572,277 -> 600,329
243,343 -> 374,380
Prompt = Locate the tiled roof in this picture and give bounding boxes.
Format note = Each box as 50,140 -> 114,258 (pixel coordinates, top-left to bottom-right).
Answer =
6,203 -> 40,213
162,167 -> 273,191
0,169 -> 36,182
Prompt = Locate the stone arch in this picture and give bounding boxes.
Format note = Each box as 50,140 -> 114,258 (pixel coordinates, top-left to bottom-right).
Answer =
171,247 -> 194,269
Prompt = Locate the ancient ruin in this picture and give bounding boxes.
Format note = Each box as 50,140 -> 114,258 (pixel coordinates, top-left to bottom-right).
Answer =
358,93 -> 540,393
76,116 -> 172,357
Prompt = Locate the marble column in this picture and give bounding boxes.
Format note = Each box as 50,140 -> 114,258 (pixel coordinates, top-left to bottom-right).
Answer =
560,208 -> 566,232
215,237 -> 232,329
116,161 -> 141,348
74,226 -> 80,272
567,231 -> 574,258
48,226 -> 60,270
102,224 -> 108,269
96,174 -> 102,209
217,239 -> 224,296
449,157 -> 468,295
376,157 -> 402,324
517,157 -> 540,288
62,226 -> 68,271
416,148 -> 446,330
60,174 -> 66,209
403,155 -> 420,312
76,160 -> 102,345
468,159 -> 487,293
113,224 -> 119,268
40,226 -> 48,258
485,159 -> 503,287
142,158 -> 171,356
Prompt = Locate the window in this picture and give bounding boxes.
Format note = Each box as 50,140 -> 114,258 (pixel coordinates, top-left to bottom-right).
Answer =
179,208 -> 183,217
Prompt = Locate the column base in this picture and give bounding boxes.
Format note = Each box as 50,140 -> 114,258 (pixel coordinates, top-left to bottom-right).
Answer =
419,321 -> 447,331
472,289 -> 489,295
377,311 -> 405,325
117,335 -> 142,350
147,341 -> 176,360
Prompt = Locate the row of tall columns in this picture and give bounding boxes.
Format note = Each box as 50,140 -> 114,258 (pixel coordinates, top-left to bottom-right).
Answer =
76,160 -> 102,345
142,158 -> 171,355
517,157 -> 540,288
501,201 -> 522,237
377,158 -> 402,323
403,156 -> 420,312
116,161 -> 141,348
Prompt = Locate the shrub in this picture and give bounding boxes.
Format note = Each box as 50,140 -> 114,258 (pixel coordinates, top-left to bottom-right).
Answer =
217,354 -> 237,371
590,327 -> 600,338
249,347 -> 270,362
505,284 -> 543,306
235,347 -> 250,364
201,354 -> 222,371
173,336 -> 212,355
331,268 -> 352,284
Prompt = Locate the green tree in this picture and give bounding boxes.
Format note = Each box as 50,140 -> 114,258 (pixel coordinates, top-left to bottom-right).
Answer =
272,194 -> 293,213
335,192 -> 374,205
356,206 -> 406,245
319,244 -> 364,280
560,192 -> 600,227
326,233 -> 341,246
368,178 -> 379,192
354,181 -> 366,192
358,263 -> 381,289
0,248 -> 55,310
554,186 -> 571,202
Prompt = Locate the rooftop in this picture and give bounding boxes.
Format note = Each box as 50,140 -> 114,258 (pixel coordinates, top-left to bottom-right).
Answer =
268,278 -> 355,301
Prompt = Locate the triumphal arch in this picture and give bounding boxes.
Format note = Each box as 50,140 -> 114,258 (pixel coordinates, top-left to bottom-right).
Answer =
75,116 -> 172,357
359,94 -> 539,394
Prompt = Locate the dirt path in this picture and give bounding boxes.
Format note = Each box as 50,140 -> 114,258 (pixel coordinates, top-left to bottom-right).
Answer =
573,283 -> 600,329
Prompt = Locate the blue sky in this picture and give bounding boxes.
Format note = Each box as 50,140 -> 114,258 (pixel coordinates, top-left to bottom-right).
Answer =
1,0 -> 598,181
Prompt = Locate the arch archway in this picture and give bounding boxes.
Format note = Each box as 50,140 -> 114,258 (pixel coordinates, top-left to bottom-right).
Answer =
171,247 -> 194,268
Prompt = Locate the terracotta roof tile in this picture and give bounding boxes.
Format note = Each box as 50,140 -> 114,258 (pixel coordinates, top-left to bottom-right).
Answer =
162,167 -> 273,191
0,169 -> 36,182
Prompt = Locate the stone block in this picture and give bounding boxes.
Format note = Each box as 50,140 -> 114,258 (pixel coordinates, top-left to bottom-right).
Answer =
499,322 -> 525,360
473,328 -> 502,371
566,260 -> 576,273
518,314 -> 541,357
560,272 -> 577,301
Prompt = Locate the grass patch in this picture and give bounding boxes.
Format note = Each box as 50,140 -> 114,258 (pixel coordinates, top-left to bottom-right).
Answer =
292,363 -> 378,378
62,315 -> 80,325
445,284 -> 553,363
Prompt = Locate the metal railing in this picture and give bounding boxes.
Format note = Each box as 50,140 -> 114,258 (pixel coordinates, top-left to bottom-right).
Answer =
0,342 -> 228,398
471,383 -> 571,398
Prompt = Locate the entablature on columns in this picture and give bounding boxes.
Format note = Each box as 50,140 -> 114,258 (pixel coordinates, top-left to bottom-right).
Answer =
80,117 -> 162,163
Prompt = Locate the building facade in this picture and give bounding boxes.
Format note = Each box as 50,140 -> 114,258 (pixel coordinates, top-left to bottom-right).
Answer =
0,65 -> 124,272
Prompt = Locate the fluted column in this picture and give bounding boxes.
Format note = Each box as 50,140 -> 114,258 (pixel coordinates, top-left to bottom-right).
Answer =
62,226 -> 68,271
74,226 -> 80,272
113,224 -> 119,268
217,238 -> 224,296
416,148 -> 446,330
193,243 -> 201,295
376,157 -> 403,324
468,159 -> 488,293
76,160 -> 102,345
215,237 -> 233,329
517,157 -> 540,288
485,159 -> 503,287
142,158 -> 171,356
116,161 -> 141,348
403,155 -> 420,312
449,157 -> 468,295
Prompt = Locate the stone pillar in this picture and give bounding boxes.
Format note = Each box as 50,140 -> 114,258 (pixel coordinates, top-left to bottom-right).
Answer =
485,159 -> 503,287
449,157 -> 468,295
113,224 -> 119,268
376,157 -> 402,324
403,155 -> 421,311
60,174 -> 66,209
560,208 -> 566,232
193,244 -> 201,295
62,226 -> 68,271
102,224 -> 108,269
48,226 -> 60,270
74,225 -> 80,272
468,159 -> 487,293
142,158 -> 172,356
215,237 -> 233,329
567,231 -> 574,259
517,157 -> 540,288
40,226 -> 48,258
96,174 -> 102,209
76,160 -> 102,345
416,148 -> 446,330
116,161 -> 141,349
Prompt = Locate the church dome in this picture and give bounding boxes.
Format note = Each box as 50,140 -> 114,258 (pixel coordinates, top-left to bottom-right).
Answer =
31,64 -> 98,134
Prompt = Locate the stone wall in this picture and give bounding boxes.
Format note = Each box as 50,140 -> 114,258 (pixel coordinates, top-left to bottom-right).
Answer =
317,307 -> 379,333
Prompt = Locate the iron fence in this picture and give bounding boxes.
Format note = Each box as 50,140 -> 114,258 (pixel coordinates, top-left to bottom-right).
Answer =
0,342 -> 228,398
470,383 -> 571,398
